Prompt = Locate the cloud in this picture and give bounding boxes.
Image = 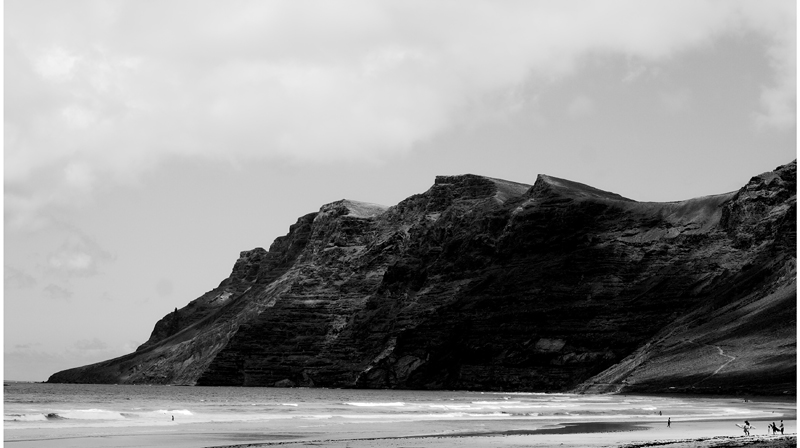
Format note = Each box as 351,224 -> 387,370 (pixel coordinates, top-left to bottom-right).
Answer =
33,46 -> 80,82
49,251 -> 93,272
5,266 -> 38,290
46,225 -> 115,277
43,283 -> 73,300
4,0 -> 795,227
621,57 -> 658,83
74,337 -> 109,351
735,0 -> 796,129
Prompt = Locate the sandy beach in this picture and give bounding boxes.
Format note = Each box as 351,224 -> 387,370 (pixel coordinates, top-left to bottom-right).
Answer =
6,412 -> 795,448
6,384 -> 795,448
212,419 -> 798,448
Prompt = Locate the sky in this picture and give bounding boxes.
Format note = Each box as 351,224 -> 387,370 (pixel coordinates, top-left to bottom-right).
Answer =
4,0 -> 796,381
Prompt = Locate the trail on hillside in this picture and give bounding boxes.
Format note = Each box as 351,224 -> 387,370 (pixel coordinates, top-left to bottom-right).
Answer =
708,345 -> 737,377
688,340 -> 736,386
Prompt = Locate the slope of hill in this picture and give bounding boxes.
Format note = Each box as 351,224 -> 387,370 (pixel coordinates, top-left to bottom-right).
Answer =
48,162 -> 796,395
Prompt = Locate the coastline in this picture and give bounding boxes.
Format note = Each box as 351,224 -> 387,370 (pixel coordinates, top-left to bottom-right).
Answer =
6,417 -> 795,448
208,421 -> 797,448
214,434 -> 796,448
5,388 -> 795,448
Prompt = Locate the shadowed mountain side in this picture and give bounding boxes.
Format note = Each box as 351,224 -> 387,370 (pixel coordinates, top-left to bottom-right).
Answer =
577,163 -> 797,395
48,163 -> 796,395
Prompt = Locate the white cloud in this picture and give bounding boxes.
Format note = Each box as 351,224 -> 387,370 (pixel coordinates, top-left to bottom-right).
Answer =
49,251 -> 93,272
45,226 -> 115,277
33,46 -> 80,82
4,0 -> 795,227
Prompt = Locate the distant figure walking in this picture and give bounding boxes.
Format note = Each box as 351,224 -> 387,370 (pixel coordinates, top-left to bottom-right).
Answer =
172,415 -> 174,421
780,420 -> 784,434
742,420 -> 753,436
771,422 -> 777,434
659,411 -> 662,416
667,417 -> 671,428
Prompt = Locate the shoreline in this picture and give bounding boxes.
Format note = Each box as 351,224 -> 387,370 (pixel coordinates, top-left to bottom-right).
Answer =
6,418 -> 795,448
5,389 -> 795,448
208,428 -> 797,448
209,431 -> 797,448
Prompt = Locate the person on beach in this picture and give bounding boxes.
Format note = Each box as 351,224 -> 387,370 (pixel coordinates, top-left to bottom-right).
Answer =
667,417 -> 670,428
780,420 -> 784,434
742,420 -> 753,436
771,422 -> 777,434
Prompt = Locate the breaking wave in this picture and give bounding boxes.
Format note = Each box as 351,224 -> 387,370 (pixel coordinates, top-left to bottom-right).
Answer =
344,402 -> 405,407
5,408 -> 194,423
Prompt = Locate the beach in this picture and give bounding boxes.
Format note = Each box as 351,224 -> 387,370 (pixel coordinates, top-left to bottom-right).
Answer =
4,416 -> 796,448
209,419 -> 798,448
5,383 -> 795,448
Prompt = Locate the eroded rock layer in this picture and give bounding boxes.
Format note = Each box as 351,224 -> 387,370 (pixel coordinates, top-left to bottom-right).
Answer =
48,163 -> 796,395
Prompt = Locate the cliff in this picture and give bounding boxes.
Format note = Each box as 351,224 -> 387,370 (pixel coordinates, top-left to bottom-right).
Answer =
48,162 -> 797,395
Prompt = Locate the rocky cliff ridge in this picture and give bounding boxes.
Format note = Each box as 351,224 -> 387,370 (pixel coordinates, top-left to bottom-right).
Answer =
48,162 -> 796,395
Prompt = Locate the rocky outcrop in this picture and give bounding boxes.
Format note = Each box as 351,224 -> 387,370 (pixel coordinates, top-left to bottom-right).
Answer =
48,162 -> 796,395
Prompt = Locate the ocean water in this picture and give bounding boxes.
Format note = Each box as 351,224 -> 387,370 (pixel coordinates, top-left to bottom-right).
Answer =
3,382 -> 767,432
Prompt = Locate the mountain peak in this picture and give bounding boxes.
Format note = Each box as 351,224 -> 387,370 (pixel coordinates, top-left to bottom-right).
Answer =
318,199 -> 389,219
339,199 -> 389,219
433,174 -> 531,204
531,174 -> 634,202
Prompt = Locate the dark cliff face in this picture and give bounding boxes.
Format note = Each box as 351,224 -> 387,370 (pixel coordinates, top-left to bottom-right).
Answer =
48,162 -> 796,395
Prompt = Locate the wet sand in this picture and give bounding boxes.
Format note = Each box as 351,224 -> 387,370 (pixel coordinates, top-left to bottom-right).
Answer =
213,419 -> 795,448
5,418 -> 795,448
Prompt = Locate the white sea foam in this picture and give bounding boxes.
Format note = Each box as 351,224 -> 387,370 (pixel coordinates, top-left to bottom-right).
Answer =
336,412 -> 488,420
472,401 -> 522,405
427,404 -> 475,410
55,409 -> 127,420
152,409 -> 193,416
344,402 -> 405,407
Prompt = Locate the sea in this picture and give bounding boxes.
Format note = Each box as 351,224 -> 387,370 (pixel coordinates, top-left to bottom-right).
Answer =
3,382 -> 790,447
4,382 -> 758,429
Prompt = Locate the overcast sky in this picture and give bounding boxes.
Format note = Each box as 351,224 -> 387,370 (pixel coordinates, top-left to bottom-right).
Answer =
4,0 -> 796,381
